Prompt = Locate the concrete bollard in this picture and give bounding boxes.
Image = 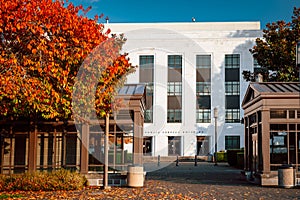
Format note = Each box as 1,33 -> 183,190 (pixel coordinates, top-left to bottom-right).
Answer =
158,155 -> 160,166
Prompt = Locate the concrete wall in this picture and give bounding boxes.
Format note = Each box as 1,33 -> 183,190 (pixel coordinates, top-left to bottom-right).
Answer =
107,22 -> 262,156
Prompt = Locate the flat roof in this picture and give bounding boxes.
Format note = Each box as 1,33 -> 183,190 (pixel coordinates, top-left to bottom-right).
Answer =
106,21 -> 261,32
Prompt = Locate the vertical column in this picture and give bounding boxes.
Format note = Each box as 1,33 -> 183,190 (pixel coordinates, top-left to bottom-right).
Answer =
28,125 -> 38,172
244,116 -> 249,171
62,124 -> 67,168
133,111 -> 143,165
103,114 -> 110,189
261,110 -> 270,173
80,123 -> 89,174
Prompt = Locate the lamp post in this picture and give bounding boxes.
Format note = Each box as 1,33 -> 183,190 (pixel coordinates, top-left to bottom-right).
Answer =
214,107 -> 218,166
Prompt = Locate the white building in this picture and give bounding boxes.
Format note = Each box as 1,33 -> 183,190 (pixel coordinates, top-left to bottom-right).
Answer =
107,22 -> 263,157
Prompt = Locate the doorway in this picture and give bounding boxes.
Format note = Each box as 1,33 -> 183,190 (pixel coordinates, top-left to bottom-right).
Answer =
197,136 -> 209,156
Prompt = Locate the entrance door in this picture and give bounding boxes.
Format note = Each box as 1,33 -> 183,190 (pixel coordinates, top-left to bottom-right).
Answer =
143,137 -> 152,156
197,136 -> 209,156
168,136 -> 181,156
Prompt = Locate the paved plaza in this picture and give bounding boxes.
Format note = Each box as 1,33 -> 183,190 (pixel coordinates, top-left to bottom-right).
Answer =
145,161 -> 300,199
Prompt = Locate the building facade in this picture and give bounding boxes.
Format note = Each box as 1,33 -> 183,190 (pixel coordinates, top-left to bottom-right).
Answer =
107,22 -> 263,157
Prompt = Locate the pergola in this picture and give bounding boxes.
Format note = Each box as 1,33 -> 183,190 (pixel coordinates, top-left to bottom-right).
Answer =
0,84 -> 145,175
242,82 -> 300,186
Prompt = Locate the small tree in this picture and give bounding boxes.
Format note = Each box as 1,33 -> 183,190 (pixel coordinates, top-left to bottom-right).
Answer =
243,7 -> 300,82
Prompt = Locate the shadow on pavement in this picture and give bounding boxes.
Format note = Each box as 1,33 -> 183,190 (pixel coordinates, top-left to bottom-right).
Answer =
145,162 -> 253,186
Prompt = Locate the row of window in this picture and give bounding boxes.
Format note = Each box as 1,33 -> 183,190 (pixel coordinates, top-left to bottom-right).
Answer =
144,81 -> 238,97
144,108 -> 241,123
140,54 -> 244,123
140,54 -> 243,69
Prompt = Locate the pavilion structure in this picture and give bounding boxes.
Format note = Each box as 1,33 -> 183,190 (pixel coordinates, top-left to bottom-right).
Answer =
0,84 -> 145,176
242,82 -> 300,186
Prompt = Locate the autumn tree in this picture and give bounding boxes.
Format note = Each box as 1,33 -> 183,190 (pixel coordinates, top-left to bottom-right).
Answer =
243,7 -> 300,82
0,0 -> 134,120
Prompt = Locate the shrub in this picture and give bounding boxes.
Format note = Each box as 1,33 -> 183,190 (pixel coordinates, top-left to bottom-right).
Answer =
0,169 -> 87,191
216,152 -> 227,162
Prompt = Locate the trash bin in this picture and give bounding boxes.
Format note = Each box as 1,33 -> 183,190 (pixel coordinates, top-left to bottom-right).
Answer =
278,164 -> 295,188
127,165 -> 144,187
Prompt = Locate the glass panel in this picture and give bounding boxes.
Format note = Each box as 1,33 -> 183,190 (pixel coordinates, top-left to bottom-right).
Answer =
225,109 -> 240,123
289,110 -> 295,118
270,110 -> 287,118
270,131 -> 288,164
168,55 -> 182,68
196,55 -> 211,68
289,132 -> 296,164
196,82 -> 211,95
225,54 -> 240,69
167,82 -> 182,96
225,82 -> 240,95
167,109 -> 182,123
225,136 -> 240,150
196,109 -> 211,123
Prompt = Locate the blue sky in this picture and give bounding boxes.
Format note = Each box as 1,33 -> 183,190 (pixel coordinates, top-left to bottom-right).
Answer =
70,0 -> 300,29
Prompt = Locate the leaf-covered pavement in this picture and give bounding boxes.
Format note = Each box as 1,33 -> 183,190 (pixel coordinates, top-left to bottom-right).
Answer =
1,179 -> 300,200
0,181 -> 201,200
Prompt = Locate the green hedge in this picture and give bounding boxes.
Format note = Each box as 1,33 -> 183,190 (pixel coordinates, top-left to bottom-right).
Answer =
216,152 -> 227,162
0,169 -> 87,191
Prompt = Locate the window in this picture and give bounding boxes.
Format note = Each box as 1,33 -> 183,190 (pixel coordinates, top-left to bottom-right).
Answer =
270,131 -> 288,164
144,109 -> 153,123
289,110 -> 296,119
270,110 -> 287,118
168,55 -> 182,123
197,96 -> 211,109
225,109 -> 240,123
225,82 -> 240,95
146,82 -> 154,96
168,55 -> 182,68
196,55 -> 211,124
139,55 -> 154,123
140,55 -> 154,69
168,82 -> 182,96
225,136 -> 240,150
225,95 -> 239,109
196,109 -> 211,123
167,109 -> 181,123
196,55 -> 211,68
225,54 -> 240,68
225,54 -> 240,123
196,82 -> 211,95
